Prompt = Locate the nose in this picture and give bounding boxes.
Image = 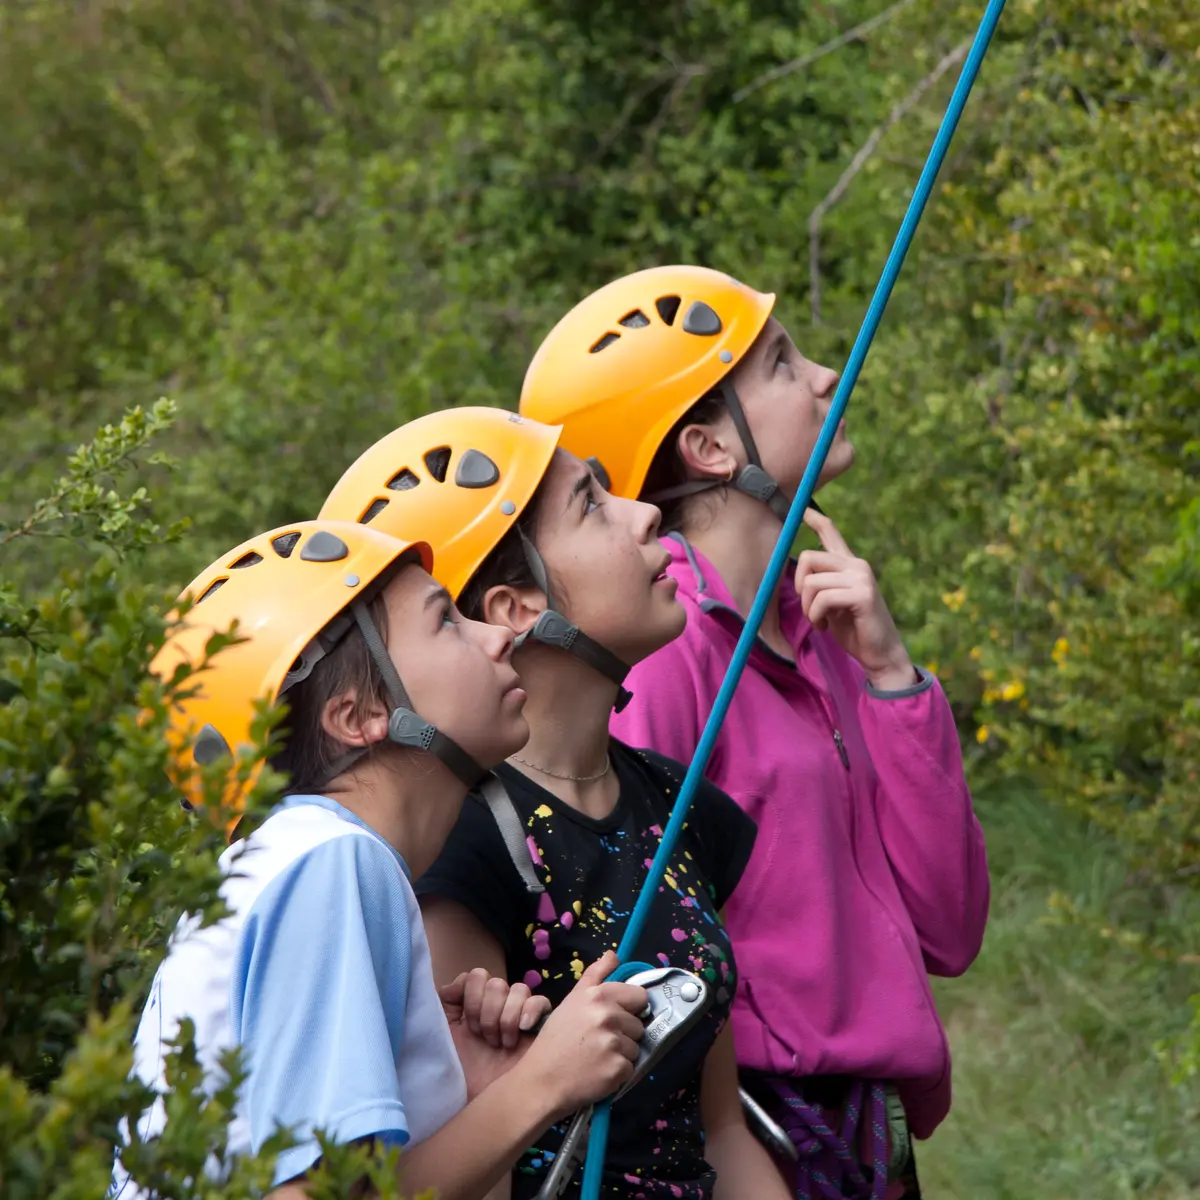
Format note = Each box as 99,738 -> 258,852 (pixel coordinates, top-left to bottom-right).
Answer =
630,497 -> 662,543
815,363 -> 840,398
472,616 -> 515,664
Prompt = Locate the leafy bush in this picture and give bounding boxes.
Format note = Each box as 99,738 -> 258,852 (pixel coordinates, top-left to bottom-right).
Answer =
0,407 -> 427,1197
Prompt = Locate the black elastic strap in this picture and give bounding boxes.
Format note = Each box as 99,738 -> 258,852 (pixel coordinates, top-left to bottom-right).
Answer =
353,602 -> 487,788
644,375 -> 826,525
514,532 -> 634,712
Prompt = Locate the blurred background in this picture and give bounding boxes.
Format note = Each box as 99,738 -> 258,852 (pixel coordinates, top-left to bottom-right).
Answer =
1,0 -> 1197,1194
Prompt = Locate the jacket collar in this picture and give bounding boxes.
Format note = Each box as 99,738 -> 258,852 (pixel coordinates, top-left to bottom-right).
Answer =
663,533 -> 815,658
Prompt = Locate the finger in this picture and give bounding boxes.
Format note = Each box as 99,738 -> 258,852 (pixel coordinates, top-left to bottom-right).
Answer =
798,571 -> 859,609
610,1026 -> 643,1064
599,982 -> 650,1015
462,968 -> 492,1035
498,983 -> 533,1049
808,590 -> 859,632
802,506 -> 853,555
795,549 -> 851,580
577,950 -> 619,987
611,1008 -> 648,1043
480,976 -> 511,1048
438,973 -> 468,1004
519,995 -> 552,1033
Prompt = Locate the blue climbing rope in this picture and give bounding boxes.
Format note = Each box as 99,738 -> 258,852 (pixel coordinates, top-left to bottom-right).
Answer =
579,2 -> 1008,1197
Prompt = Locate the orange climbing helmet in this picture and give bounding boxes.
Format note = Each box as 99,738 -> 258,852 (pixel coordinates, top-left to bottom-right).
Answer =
152,520 -> 484,830
320,407 -> 561,602
319,407 -> 633,707
519,265 -> 776,503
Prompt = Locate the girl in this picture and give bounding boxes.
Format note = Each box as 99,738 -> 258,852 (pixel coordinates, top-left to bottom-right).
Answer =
518,265 -> 991,1200
113,519 -> 650,1200
319,407 -> 792,1200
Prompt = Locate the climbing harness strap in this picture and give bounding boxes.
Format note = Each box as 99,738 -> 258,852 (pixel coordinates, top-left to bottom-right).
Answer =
576,4 -> 1008,1197
479,774 -> 545,895
767,1078 -> 914,1200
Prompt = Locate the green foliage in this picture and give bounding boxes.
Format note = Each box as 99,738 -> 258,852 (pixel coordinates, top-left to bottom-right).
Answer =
0,412 -> 430,1196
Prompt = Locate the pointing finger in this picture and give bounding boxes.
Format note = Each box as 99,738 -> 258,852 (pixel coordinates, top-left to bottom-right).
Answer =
802,506 -> 853,556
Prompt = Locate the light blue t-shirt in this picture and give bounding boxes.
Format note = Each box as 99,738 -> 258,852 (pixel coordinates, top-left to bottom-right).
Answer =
111,795 -> 467,1194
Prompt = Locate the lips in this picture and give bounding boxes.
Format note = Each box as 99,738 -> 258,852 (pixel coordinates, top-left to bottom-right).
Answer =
651,553 -> 672,584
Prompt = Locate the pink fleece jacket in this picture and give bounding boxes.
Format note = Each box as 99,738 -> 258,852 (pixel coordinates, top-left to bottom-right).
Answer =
610,535 -> 989,1139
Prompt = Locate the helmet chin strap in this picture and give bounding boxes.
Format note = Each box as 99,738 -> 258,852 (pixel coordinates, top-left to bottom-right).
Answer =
314,601 -> 489,790
514,526 -> 633,713
646,377 -> 825,523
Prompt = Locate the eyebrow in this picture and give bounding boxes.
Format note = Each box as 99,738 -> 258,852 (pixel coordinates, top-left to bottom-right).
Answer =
566,470 -> 593,512
424,584 -> 452,611
762,329 -> 788,371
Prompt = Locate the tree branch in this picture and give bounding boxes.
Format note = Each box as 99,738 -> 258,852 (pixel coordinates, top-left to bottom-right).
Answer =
808,38 -> 970,325
733,0 -> 920,104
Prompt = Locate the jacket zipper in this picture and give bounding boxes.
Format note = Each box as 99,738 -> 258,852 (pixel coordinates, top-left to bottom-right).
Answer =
706,598 -> 852,773
833,729 -> 850,771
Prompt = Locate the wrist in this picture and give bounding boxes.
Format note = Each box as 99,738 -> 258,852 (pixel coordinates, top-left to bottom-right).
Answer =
866,654 -> 917,692
509,1044 -> 572,1125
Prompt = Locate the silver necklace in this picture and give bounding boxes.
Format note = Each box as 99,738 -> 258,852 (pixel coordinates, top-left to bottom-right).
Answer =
510,754 -> 611,783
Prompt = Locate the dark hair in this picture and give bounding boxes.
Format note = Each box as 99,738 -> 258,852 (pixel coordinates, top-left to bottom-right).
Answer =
640,389 -> 729,534
271,592 -> 392,795
458,474 -> 560,622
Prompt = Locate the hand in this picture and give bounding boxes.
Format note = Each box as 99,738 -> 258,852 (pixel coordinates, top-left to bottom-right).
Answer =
516,950 -> 647,1121
440,970 -> 550,1100
441,968 -> 552,1050
795,508 -> 916,690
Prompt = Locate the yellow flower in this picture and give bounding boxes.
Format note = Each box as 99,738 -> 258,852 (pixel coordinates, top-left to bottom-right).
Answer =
1001,680 -> 1026,702
969,646 -> 983,661
941,588 -> 967,612
1052,637 -> 1070,668
976,724 -> 991,745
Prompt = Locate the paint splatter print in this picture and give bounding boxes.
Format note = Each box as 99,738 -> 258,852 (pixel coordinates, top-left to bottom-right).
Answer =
417,742 -> 756,1199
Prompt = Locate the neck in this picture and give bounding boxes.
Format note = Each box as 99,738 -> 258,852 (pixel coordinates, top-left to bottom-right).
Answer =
506,645 -> 620,820
324,751 -> 468,879
682,490 -> 789,650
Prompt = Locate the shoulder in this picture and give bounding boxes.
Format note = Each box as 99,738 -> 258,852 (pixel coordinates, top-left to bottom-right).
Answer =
216,802 -> 389,928
615,744 -> 747,834
614,744 -> 756,907
240,818 -> 416,959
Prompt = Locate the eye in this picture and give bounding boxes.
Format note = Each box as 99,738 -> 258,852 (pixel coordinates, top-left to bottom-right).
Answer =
583,486 -> 604,516
440,602 -> 458,628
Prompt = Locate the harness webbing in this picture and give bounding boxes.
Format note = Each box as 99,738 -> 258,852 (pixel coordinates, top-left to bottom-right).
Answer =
578,3 -> 1008,1196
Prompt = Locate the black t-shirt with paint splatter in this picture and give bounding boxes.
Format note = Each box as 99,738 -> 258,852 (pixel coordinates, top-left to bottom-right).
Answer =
416,741 -> 756,1199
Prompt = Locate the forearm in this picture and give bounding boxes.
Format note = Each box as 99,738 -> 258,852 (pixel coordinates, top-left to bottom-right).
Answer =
856,673 -> 989,972
707,1120 -> 792,1200
268,1070 -> 542,1200
394,1066 -> 556,1200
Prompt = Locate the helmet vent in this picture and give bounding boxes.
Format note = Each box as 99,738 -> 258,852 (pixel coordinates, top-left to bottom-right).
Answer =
196,578 -> 227,605
682,300 -> 722,336
229,551 -> 263,569
386,468 -> 420,491
590,332 -> 620,354
424,447 -> 451,482
619,309 -> 651,329
272,532 -> 301,558
360,498 -> 389,524
655,296 -> 681,326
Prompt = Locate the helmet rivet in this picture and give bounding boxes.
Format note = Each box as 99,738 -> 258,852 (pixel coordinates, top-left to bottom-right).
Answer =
500,500 -> 516,516
719,350 -> 733,363
344,573 -> 360,587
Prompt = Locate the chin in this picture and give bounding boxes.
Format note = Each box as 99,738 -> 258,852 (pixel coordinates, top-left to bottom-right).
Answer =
471,716 -> 531,771
626,606 -> 688,666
